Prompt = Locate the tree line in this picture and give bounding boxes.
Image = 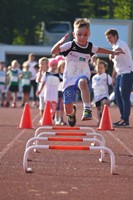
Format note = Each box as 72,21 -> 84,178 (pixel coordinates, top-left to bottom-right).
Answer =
0,0 -> 133,45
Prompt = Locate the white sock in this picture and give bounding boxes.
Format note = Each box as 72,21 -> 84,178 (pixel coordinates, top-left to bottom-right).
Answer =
83,103 -> 91,110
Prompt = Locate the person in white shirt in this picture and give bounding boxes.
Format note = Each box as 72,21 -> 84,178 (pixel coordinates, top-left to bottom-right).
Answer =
27,53 -> 38,107
36,57 -> 63,124
6,60 -> 22,108
51,18 -> 124,127
92,60 -> 112,125
55,59 -> 67,125
19,61 -> 32,107
105,29 -> 133,127
0,61 -> 8,107
36,57 -> 49,124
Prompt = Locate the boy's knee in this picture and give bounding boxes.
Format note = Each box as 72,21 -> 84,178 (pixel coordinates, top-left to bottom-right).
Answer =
78,79 -> 87,88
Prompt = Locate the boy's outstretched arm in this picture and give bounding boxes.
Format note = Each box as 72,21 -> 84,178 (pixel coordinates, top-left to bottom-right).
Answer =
96,47 -> 124,55
51,33 -> 69,55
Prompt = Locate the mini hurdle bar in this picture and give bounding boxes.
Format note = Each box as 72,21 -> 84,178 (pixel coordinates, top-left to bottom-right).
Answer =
26,137 -> 105,149
33,126 -> 106,156
41,125 -> 90,130
25,136 -> 105,161
35,132 -> 106,147
23,145 -> 115,175
34,126 -> 96,137
34,126 -> 102,144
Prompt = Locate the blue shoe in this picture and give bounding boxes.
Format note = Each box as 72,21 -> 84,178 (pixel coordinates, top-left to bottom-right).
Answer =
116,121 -> 130,128
81,109 -> 92,121
113,120 -> 122,127
67,105 -> 76,127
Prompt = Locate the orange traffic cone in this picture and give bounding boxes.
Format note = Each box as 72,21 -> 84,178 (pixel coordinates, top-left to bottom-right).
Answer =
98,104 -> 114,131
18,103 -> 33,129
41,101 -> 53,126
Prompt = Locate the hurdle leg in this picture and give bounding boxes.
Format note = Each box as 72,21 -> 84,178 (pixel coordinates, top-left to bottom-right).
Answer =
23,145 -> 49,172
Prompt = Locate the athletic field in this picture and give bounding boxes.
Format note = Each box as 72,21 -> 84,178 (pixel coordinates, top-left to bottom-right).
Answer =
0,102 -> 133,200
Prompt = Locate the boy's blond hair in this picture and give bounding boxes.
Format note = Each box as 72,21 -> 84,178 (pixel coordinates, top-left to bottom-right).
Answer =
74,18 -> 90,30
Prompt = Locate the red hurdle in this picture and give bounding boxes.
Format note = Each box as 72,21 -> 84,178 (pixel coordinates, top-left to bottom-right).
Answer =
25,136 -> 105,160
34,126 -> 96,138
49,145 -> 89,150
43,125 -> 82,130
23,144 -> 115,174
23,125 -> 115,175
26,136 -> 105,150
34,132 -> 106,147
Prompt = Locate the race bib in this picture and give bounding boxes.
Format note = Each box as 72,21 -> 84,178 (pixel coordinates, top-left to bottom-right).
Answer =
11,76 -> 18,82
66,61 -> 89,78
0,76 -> 6,83
22,79 -> 30,85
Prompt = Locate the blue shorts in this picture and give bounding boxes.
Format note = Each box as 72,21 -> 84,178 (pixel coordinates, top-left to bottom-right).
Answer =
63,76 -> 89,104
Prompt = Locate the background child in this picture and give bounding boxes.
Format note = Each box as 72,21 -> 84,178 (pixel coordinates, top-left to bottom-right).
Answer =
36,57 -> 49,125
54,59 -> 67,125
19,61 -> 32,107
0,61 -> 8,107
36,57 -> 63,124
26,53 -> 38,107
92,60 -> 112,125
6,60 -> 21,108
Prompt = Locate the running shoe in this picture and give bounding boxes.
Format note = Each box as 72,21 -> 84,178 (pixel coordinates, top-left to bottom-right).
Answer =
67,104 -> 76,127
81,109 -> 92,121
116,121 -> 130,128
113,120 -> 122,127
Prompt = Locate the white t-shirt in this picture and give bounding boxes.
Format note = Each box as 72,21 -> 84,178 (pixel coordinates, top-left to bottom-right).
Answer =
92,72 -> 112,102
27,61 -> 37,80
60,40 -> 98,91
36,72 -> 45,97
112,39 -> 133,74
42,72 -> 62,103
0,70 -> 6,85
58,81 -> 63,92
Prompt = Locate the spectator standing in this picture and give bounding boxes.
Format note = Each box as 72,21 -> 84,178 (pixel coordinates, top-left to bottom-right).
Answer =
0,61 -> 8,107
36,57 -> 49,125
36,57 -> 63,124
88,56 -> 98,102
92,60 -> 112,125
105,29 -> 133,127
27,53 -> 38,107
55,59 -> 67,125
19,61 -> 32,107
6,60 -> 21,108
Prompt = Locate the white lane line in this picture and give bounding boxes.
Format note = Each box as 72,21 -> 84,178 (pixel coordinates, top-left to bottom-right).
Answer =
106,130 -> 133,156
94,116 -> 133,156
0,113 -> 39,162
